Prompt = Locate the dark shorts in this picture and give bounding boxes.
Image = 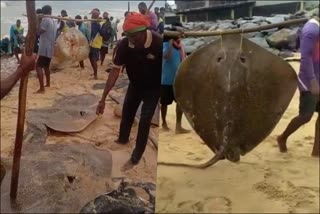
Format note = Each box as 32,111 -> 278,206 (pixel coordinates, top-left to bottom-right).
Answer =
299,91 -> 320,116
160,85 -> 175,105
100,46 -> 108,55
89,47 -> 100,61
37,56 -> 51,68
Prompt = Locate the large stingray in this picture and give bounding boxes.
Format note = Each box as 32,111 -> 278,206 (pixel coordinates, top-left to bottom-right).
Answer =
159,34 -> 297,168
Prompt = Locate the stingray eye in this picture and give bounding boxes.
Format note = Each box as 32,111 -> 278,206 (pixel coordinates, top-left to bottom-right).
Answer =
80,111 -> 86,116
217,56 -> 223,63
240,56 -> 246,64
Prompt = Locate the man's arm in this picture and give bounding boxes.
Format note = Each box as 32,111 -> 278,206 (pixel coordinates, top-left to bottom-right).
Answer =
96,40 -> 126,114
1,54 -> 35,100
100,67 -> 121,102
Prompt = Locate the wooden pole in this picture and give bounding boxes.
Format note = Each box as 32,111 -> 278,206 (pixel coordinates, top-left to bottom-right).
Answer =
10,0 -> 36,200
147,0 -> 156,13
128,1 -> 130,12
22,14 -> 100,22
164,18 -> 309,38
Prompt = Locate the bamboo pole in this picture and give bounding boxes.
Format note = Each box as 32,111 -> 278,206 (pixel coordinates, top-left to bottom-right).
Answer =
22,14 -> 101,22
164,18 -> 309,37
147,0 -> 156,12
10,0 -> 37,200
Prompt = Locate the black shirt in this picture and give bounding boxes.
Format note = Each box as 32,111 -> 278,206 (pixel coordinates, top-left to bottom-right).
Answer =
113,30 -> 162,90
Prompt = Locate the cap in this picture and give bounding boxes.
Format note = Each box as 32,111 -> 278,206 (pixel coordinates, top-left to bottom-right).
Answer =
90,8 -> 100,14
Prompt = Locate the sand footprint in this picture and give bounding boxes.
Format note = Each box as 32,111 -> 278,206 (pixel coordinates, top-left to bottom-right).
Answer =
202,196 -> 232,213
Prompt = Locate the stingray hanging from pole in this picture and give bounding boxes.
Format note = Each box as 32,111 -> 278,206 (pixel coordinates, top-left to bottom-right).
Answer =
10,0 -> 37,200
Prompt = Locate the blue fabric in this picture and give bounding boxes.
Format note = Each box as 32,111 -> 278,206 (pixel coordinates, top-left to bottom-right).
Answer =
78,23 -> 90,41
161,41 -> 181,85
90,22 -> 101,41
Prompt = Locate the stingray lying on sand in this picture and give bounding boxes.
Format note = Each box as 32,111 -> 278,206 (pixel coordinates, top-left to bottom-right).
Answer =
159,34 -> 297,168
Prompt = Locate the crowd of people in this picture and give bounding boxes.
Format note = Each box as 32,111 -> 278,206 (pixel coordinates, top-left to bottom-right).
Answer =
1,2 -> 170,170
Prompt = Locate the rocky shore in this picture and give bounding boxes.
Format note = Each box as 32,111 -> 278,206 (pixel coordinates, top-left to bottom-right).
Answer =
172,7 -> 319,57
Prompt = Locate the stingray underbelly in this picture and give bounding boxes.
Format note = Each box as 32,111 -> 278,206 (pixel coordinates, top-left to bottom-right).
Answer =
56,28 -> 89,62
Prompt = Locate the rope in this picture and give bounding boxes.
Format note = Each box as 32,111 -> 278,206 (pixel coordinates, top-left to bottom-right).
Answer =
219,30 -> 226,58
239,28 -> 245,52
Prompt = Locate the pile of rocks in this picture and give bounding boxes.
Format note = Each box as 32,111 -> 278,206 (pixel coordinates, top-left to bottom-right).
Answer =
177,6 -> 319,58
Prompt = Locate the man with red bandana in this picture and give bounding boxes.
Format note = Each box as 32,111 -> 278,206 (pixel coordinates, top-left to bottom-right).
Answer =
96,12 -> 162,169
278,14 -> 319,157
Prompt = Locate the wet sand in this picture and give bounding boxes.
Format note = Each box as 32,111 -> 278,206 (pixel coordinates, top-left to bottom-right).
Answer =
0,54 -> 158,212
156,61 -> 319,213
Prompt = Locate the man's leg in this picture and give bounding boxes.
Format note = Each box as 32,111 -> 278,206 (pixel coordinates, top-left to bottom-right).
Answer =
131,89 -> 159,164
100,47 -> 108,66
14,48 -> 20,64
160,85 -> 170,130
118,85 -> 141,144
278,92 -> 316,152
312,114 -> 319,157
44,67 -> 50,87
35,64 -> 45,93
89,56 -> 98,79
161,104 -> 169,130
176,103 -> 191,134
79,60 -> 84,69
89,48 -> 99,79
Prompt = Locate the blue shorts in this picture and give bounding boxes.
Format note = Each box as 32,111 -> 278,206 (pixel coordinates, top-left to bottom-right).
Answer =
89,47 -> 100,61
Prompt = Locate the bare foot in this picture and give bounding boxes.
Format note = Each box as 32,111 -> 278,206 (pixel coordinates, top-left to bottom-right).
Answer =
175,127 -> 191,134
45,84 -> 50,87
277,135 -> 287,153
162,124 -> 170,131
35,88 -> 45,94
114,139 -> 129,145
121,159 -> 135,172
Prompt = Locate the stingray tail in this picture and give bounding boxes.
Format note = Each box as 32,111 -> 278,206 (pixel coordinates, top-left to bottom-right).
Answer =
157,143 -> 227,169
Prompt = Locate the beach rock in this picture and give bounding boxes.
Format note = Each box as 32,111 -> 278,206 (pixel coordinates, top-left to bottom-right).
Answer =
266,28 -> 298,50
249,37 -> 270,49
240,23 -> 260,38
259,21 -> 278,34
266,15 -> 286,24
182,38 -> 198,46
279,50 -> 295,58
202,36 -> 218,44
251,16 -> 266,23
193,22 -> 206,31
306,7 -> 319,18
266,48 -> 280,56
219,22 -> 237,30
237,19 -> 250,26
203,22 -> 215,30
208,24 -> 218,31
183,38 -> 205,54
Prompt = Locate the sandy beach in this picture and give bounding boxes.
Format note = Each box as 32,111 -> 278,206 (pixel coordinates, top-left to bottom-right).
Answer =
155,61 -> 319,213
0,53 -> 158,212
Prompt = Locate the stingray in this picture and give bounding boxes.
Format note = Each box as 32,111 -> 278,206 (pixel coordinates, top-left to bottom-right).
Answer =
26,94 -> 99,135
159,34 -> 297,168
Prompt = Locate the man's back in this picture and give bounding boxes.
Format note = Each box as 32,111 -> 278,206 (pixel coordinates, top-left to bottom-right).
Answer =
162,41 -> 181,86
298,19 -> 319,91
39,17 -> 57,58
